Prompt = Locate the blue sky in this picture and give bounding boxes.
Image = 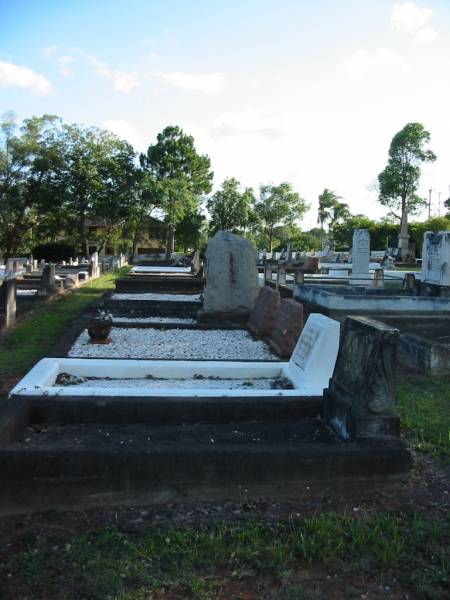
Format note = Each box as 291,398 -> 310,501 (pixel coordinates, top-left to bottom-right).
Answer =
1,0 -> 449,228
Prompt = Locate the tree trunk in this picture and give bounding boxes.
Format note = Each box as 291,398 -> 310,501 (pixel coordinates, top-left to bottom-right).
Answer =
166,224 -> 174,259
398,200 -> 409,262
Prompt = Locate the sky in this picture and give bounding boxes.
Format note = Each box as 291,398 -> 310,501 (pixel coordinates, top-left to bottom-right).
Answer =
1,0 -> 449,229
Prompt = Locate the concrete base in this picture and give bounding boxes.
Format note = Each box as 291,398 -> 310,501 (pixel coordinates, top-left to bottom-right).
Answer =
197,309 -> 250,328
116,276 -> 203,294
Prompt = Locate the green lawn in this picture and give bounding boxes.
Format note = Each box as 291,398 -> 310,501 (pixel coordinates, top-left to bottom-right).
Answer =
0,267 -> 129,393
396,373 -> 450,460
1,512 -> 448,599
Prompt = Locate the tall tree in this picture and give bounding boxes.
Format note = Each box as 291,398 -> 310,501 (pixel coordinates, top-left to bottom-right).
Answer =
253,182 -> 308,251
378,122 -> 436,260
0,112 -> 64,258
207,177 -> 255,234
56,124 -> 137,255
143,126 -> 213,258
317,188 -> 341,232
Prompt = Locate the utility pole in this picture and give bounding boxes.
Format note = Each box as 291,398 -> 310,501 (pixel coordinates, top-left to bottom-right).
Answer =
428,187 -> 433,219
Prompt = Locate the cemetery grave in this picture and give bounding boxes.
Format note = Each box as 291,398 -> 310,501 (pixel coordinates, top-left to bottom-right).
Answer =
0,302 -> 413,514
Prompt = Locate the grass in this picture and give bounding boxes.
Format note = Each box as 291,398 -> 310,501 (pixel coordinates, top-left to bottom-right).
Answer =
1,512 -> 448,599
396,373 -> 450,460
0,267 -> 129,392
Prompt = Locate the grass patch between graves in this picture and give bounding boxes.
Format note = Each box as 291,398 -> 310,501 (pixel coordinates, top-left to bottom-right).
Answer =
396,372 -> 450,460
0,512 -> 448,599
0,267 -> 129,392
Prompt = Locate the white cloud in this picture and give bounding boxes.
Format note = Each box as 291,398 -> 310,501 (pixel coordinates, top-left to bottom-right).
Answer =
102,119 -> 144,151
0,60 -> 52,95
413,25 -> 438,45
59,55 -> 75,77
100,68 -> 141,93
391,2 -> 433,33
158,71 -> 225,94
341,48 -> 409,76
43,45 -> 58,57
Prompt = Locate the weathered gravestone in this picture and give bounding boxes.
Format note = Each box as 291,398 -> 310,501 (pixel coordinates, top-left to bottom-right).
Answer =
350,229 -> 370,285
42,264 -> 56,293
247,286 -> 281,338
0,274 -> 16,329
190,250 -> 201,276
202,231 -> 259,318
323,316 -> 400,440
421,231 -> 450,288
268,298 -> 304,358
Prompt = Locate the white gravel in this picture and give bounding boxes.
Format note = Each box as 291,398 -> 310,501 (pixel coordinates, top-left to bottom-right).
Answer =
112,316 -> 196,324
130,266 -> 192,273
58,377 -> 278,390
68,328 -> 277,360
17,289 -> 38,296
112,293 -> 201,302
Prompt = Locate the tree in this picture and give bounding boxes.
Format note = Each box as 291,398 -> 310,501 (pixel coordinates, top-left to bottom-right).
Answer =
0,112 -> 64,259
317,189 -> 341,232
55,124 -> 137,255
252,182 -> 308,251
142,126 -> 213,258
378,122 -> 436,260
207,177 -> 255,234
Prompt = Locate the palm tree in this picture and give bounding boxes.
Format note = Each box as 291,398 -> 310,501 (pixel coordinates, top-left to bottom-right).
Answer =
317,189 -> 342,231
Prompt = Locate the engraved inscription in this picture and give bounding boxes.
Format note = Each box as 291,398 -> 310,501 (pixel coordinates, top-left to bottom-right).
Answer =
292,323 -> 322,370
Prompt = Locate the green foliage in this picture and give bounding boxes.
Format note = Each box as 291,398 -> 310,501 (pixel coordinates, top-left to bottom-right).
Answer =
0,112 -> 64,258
174,210 -> 206,252
253,182 -> 308,251
378,123 -> 436,220
331,215 -> 398,250
142,125 -> 213,255
272,224 -> 322,252
317,189 -> 348,232
207,177 -> 255,235
409,216 -> 450,257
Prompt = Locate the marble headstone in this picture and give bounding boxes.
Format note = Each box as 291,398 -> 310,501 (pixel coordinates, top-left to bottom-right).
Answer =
203,231 -> 259,313
350,229 -> 370,285
421,231 -> 450,287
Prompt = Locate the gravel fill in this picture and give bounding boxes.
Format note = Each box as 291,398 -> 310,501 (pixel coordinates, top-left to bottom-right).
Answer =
68,328 -> 277,360
112,316 -> 196,324
111,293 -> 201,302
55,377 -> 279,390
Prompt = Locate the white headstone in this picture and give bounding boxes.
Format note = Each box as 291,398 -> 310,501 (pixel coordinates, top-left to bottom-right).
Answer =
421,231 -> 450,286
285,313 -> 340,393
350,229 -> 370,285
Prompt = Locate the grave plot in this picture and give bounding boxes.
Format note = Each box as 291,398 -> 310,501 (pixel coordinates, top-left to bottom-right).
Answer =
0,315 -> 412,514
14,314 -> 339,397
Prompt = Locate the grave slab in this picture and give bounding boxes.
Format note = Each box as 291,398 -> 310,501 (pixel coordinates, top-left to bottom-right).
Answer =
247,286 -> 281,338
268,298 -> 304,358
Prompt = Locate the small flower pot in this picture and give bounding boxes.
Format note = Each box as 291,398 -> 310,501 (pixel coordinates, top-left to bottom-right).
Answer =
87,313 -> 113,344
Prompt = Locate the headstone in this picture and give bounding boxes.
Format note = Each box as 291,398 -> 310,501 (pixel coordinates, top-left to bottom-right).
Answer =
276,265 -> 287,288
264,262 -> 273,283
32,259 -> 38,271
294,271 -> 304,285
323,316 -> 400,440
0,274 -> 16,329
63,274 -> 78,289
25,263 -> 32,273
39,259 -> 45,269
202,231 -> 259,313
350,229 -> 370,285
247,286 -> 281,338
373,268 -> 384,288
402,273 -> 417,294
42,264 -> 56,293
421,231 -> 450,287
268,298 -> 304,358
191,250 -> 201,276
284,313 -> 340,394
